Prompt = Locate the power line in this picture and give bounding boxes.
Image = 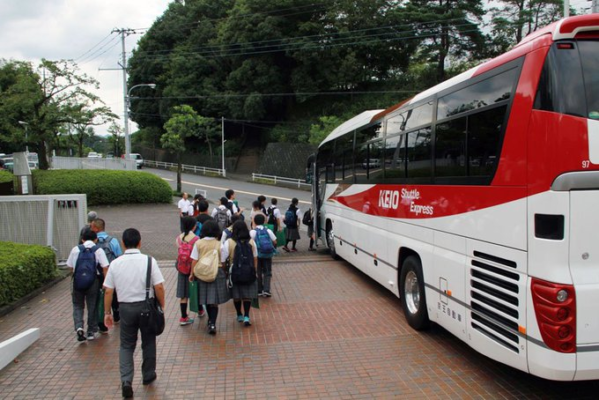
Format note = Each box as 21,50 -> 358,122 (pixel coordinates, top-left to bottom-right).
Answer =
78,36 -> 121,65
74,32 -> 116,62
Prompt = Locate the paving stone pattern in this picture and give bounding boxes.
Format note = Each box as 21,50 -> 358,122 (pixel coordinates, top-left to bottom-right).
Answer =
2,256 -> 599,399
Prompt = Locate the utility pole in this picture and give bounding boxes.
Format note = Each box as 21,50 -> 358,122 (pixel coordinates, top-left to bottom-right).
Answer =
592,0 -> 599,13
221,117 -> 226,177
564,0 -> 570,17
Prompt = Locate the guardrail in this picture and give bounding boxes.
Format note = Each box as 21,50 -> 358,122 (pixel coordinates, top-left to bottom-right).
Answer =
144,160 -> 225,177
252,173 -> 311,189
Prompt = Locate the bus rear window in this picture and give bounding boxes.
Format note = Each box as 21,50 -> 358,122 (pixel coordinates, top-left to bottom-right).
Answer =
579,41 -> 599,120
534,41 -> 599,120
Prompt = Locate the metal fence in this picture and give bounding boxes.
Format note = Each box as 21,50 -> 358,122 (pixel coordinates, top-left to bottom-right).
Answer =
52,156 -> 137,171
252,173 -> 311,189
144,160 -> 225,177
0,194 -> 87,262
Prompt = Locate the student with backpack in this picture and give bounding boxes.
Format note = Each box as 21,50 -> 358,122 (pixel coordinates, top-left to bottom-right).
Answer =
282,198 -> 301,252
193,200 -> 212,318
302,208 -> 316,251
66,228 -> 110,342
222,221 -> 259,326
190,220 -> 231,335
257,195 -> 267,215
249,200 -> 265,229
212,197 -> 232,233
176,217 -> 200,326
266,198 -> 282,233
250,214 -> 277,297
225,189 -> 245,221
220,214 -> 241,246
91,218 -> 123,331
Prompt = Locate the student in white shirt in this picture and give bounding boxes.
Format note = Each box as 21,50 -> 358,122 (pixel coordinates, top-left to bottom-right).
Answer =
177,193 -> 191,232
212,197 -> 233,232
66,228 -> 109,342
250,214 -> 277,297
103,228 -> 165,398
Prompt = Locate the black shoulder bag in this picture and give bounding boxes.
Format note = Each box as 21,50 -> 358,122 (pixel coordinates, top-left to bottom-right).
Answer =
140,256 -> 165,336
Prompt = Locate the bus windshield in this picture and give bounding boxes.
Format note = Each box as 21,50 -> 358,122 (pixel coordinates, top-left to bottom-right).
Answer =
535,40 -> 599,120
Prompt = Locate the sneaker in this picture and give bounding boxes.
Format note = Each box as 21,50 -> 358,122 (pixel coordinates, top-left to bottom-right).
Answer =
87,331 -> 100,341
198,308 -> 206,318
282,246 -> 290,252
263,291 -> 272,297
208,323 -> 216,335
243,316 -> 251,326
142,372 -> 157,385
291,248 -> 298,252
179,317 -> 194,326
76,328 -> 86,342
237,315 -> 244,323
122,381 -> 133,398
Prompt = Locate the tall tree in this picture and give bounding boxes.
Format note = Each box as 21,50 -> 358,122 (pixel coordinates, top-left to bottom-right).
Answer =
0,59 -> 115,169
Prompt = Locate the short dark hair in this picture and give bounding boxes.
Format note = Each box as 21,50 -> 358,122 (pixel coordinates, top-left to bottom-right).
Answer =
254,214 -> 265,226
230,214 -> 241,226
225,189 -> 234,200
220,196 -> 229,206
258,195 -> 266,203
91,218 -> 105,231
292,197 -> 299,205
81,227 -> 97,242
252,200 -> 260,209
122,228 -> 141,249
198,200 -> 209,212
232,220 -> 250,242
271,198 -> 278,205
194,193 -> 204,201
200,220 -> 221,239
181,216 -> 197,235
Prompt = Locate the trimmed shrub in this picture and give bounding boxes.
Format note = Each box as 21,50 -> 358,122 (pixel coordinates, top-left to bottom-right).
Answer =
33,170 -> 172,206
0,241 -> 58,307
0,170 -> 14,184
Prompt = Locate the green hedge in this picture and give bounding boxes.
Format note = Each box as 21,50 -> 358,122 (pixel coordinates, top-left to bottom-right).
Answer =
0,242 -> 58,307
33,170 -> 172,206
0,170 -> 13,184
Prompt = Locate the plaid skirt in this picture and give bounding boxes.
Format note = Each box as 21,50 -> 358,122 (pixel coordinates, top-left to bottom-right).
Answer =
231,279 -> 258,300
285,227 -> 301,241
176,272 -> 190,299
197,268 -> 231,305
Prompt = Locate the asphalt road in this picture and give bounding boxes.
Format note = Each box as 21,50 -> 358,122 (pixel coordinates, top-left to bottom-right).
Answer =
146,168 -> 312,212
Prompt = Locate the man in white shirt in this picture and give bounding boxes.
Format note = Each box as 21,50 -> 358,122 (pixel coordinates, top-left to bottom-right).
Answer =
66,228 -> 109,342
103,228 -> 165,399
178,193 -> 191,232
266,198 -> 282,232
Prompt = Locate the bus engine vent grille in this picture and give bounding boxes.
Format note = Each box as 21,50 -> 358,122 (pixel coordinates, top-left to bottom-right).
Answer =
470,255 -> 520,353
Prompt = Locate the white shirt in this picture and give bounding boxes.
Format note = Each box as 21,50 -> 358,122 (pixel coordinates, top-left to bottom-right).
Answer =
221,238 -> 258,262
103,249 -> 165,302
66,240 -> 110,274
187,202 -> 195,215
190,237 -> 218,260
228,200 -> 239,215
178,199 -> 191,215
268,206 -> 282,222
250,226 -> 277,242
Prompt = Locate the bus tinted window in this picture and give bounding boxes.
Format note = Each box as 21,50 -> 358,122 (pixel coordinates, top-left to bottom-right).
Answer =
386,113 -> 406,137
369,140 -> 384,181
384,134 -> 406,180
356,122 -> 384,143
438,68 -> 518,120
534,43 -> 586,118
468,106 -> 506,176
436,117 -> 467,177
404,102 -> 434,131
579,41 -> 599,120
407,128 -> 432,179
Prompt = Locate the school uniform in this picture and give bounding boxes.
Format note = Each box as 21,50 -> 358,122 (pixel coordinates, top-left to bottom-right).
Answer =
250,226 -> 277,294
190,238 -> 231,305
222,239 -> 259,299
284,207 -> 302,241
175,232 -> 198,299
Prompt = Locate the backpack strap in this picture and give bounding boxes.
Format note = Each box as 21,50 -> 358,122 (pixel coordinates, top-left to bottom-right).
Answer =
189,236 -> 200,246
145,256 -> 152,301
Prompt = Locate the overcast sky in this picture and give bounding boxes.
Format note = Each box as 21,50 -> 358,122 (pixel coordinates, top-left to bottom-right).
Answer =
0,0 -> 172,136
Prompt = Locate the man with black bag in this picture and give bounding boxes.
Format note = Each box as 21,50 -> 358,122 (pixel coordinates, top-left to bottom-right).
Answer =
103,228 -> 165,399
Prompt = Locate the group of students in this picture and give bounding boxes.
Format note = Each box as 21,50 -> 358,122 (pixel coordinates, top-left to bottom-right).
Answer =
175,189 -> 312,334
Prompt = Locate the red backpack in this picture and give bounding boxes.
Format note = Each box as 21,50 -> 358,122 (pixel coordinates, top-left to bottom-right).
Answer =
176,235 -> 200,275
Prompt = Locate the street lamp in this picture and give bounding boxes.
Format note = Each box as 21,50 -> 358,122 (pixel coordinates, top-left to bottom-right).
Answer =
124,83 -> 156,160
18,121 -> 29,154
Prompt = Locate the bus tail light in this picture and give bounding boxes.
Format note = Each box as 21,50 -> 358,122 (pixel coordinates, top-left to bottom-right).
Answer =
531,278 -> 576,353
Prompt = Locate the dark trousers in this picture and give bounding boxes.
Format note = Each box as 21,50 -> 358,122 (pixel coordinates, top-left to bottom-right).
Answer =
119,302 -> 157,383
72,278 -> 99,334
257,257 -> 273,292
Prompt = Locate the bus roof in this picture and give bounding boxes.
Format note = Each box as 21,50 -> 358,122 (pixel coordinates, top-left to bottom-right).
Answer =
319,109 -> 384,148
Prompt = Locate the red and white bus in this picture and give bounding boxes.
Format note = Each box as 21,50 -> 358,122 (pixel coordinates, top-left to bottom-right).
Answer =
310,15 -> 599,381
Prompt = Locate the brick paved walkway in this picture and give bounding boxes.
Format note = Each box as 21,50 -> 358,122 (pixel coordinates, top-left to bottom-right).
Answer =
2,255 -> 599,399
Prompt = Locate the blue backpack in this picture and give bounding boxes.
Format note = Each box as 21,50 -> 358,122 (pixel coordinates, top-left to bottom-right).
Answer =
73,245 -> 99,291
255,228 -> 275,258
284,208 -> 297,227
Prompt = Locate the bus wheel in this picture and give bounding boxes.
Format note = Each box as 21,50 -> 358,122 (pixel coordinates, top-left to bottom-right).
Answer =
326,223 -> 340,260
400,256 -> 430,331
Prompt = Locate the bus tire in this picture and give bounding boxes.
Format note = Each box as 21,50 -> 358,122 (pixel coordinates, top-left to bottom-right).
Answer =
400,256 -> 430,331
326,223 -> 340,260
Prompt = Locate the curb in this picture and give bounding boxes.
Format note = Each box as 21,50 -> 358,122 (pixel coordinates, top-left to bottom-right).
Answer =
0,270 -> 69,318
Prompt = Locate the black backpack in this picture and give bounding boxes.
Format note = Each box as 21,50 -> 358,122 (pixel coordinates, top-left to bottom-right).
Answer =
267,206 -> 278,227
230,241 -> 256,285
73,245 -> 99,291
302,209 -> 312,226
